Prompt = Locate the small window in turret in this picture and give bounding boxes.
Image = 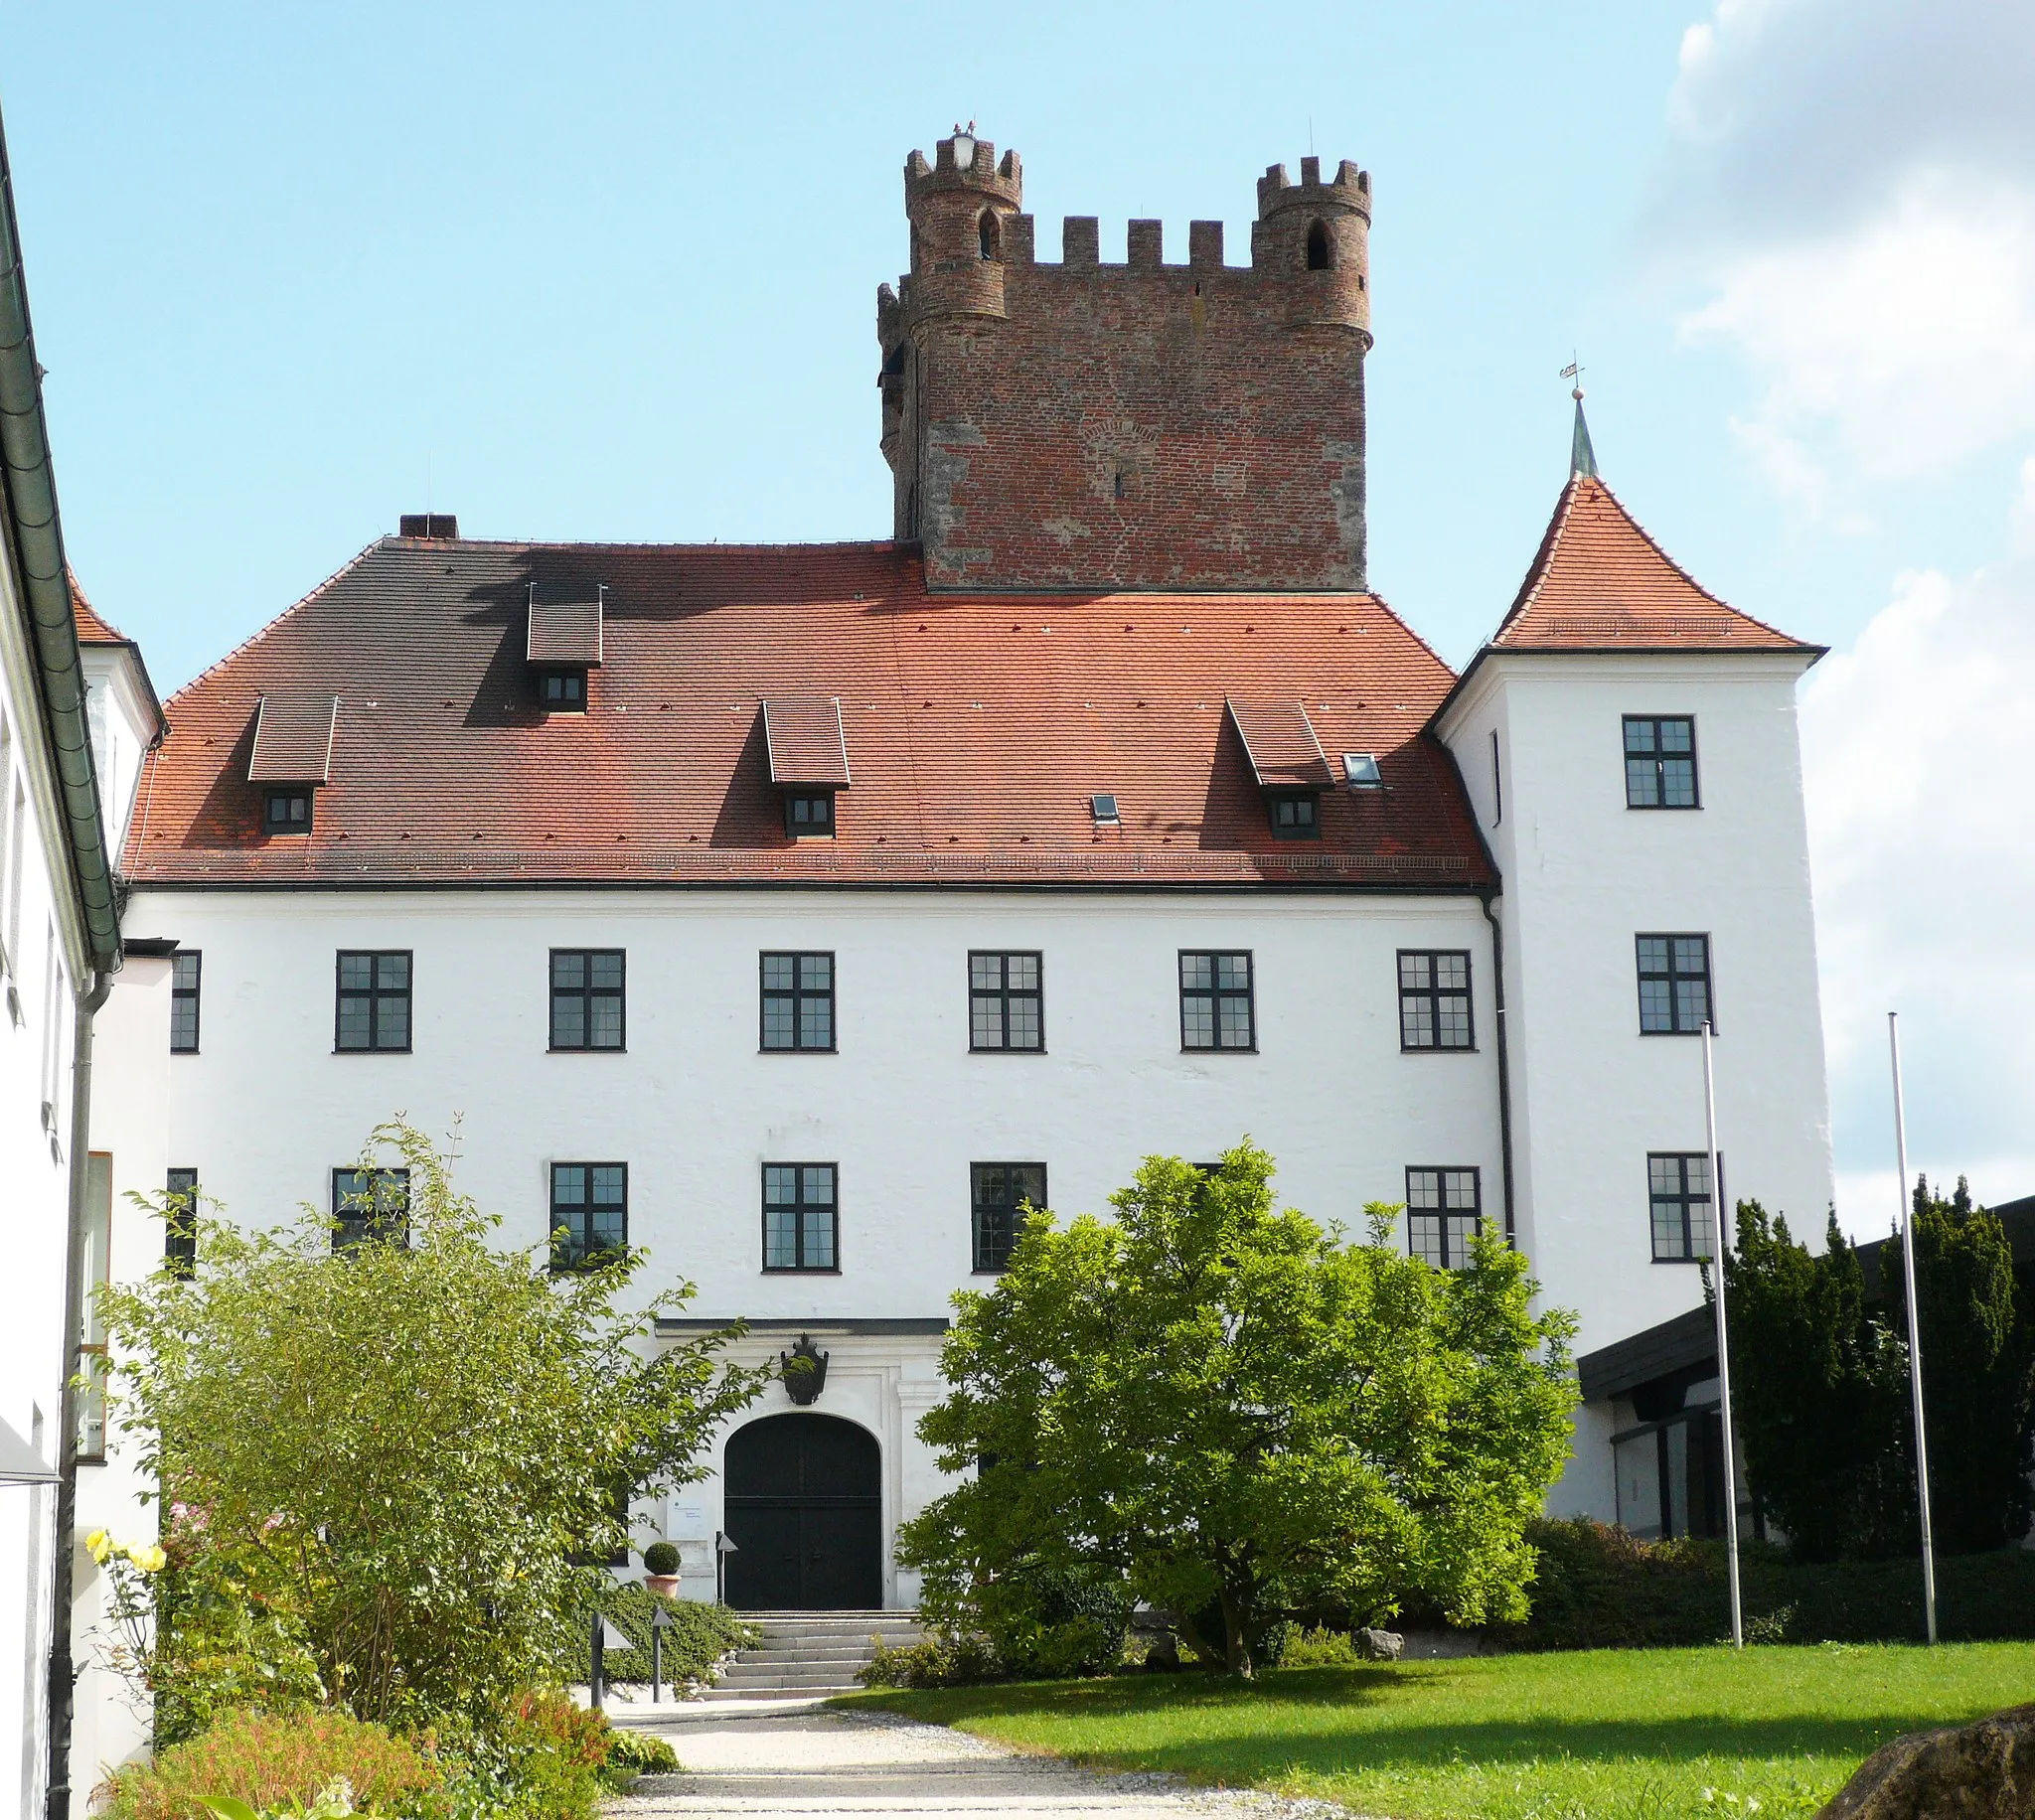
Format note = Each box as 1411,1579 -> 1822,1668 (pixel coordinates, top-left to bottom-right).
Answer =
1306,221 -> 1331,270
979,210 -> 1001,261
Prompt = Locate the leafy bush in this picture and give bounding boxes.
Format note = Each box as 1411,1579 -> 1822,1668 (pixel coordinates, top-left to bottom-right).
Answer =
641,1542 -> 680,1577
94,1708 -> 439,1820
857,1632 -> 1004,1688
1495,1518 -> 2035,1649
973,1562 -> 1132,1677
1274,1625 -> 1363,1668
99,1123 -> 766,1736
557,1585 -> 754,1687
602,1730 -> 680,1775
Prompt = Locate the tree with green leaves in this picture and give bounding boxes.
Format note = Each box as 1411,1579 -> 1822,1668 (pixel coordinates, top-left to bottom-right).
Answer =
1885,1175 -> 2035,1555
898,1141 -> 1577,1676
1723,1202 -> 1911,1562
98,1120 -> 765,1738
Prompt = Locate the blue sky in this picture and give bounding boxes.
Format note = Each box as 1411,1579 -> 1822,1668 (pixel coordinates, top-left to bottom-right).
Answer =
5,0 -> 2031,1227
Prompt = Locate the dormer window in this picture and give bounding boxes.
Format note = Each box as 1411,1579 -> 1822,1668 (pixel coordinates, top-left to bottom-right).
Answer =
784,792 -> 836,838
264,787 -> 313,834
540,668 -> 586,712
1267,790 -> 1319,838
528,584 -> 603,710
762,697 -> 852,839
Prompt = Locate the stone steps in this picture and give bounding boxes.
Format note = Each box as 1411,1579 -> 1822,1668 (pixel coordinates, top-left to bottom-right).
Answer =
702,1609 -> 922,1701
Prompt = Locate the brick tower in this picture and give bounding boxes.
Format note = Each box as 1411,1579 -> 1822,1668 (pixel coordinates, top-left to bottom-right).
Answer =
877,130 -> 1373,592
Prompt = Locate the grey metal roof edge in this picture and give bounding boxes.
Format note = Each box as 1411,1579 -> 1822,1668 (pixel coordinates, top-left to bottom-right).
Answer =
1576,1303 -> 1716,1404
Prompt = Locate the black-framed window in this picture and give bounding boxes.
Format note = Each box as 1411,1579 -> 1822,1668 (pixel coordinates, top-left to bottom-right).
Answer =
1399,950 -> 1473,1050
540,669 -> 586,711
760,952 -> 834,1052
1406,1166 -> 1482,1270
1179,951 -> 1254,1051
550,949 -> 625,1050
1267,791 -> 1320,838
165,1167 -> 199,1279
550,1161 -> 627,1272
336,951 -> 411,1052
1625,716 -> 1699,809
331,1167 -> 410,1251
784,793 -> 835,837
969,951 -> 1042,1051
1638,935 -> 1713,1035
1648,1152 -> 1715,1263
170,951 -> 202,1054
263,787 -> 313,834
972,1161 -> 1046,1273
762,1162 -> 838,1271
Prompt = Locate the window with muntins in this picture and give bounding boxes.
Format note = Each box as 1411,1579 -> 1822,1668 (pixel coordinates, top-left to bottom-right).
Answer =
550,950 -> 624,1050
263,787 -> 313,834
1625,716 -> 1699,809
170,951 -> 202,1053
969,951 -> 1042,1051
1637,935 -> 1713,1034
165,1167 -> 199,1279
550,1162 -> 627,1272
972,1161 -> 1046,1273
336,951 -> 411,1052
784,793 -> 835,837
331,1167 -> 410,1251
760,952 -> 834,1051
1268,791 -> 1320,837
1406,1167 -> 1481,1269
1399,951 -> 1474,1050
763,1162 -> 838,1271
1179,951 -> 1254,1051
1648,1152 -> 1715,1262
541,669 -> 586,710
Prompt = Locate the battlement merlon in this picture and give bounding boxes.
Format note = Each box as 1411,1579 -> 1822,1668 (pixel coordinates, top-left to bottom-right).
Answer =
1257,156 -> 1372,221
904,134 -> 1023,209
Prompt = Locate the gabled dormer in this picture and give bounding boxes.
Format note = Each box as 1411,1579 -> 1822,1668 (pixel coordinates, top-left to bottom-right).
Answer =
528,583 -> 604,711
1225,696 -> 1332,837
762,696 -> 851,837
247,691 -> 337,834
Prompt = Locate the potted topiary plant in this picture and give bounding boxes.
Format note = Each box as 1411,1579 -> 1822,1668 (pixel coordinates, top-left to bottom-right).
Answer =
643,1540 -> 682,1597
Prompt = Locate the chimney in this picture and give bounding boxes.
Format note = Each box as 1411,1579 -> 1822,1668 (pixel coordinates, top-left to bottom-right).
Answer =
398,513 -> 460,539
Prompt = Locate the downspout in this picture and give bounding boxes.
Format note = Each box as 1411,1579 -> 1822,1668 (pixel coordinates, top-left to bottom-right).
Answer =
47,968 -> 112,1820
1479,890 -> 1517,1247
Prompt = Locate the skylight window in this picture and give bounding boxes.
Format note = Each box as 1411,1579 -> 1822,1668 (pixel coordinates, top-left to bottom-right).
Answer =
1343,752 -> 1383,789
1090,794 -> 1120,826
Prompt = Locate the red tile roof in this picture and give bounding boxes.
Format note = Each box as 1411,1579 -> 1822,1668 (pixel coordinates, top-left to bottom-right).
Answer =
124,538 -> 1493,890
526,586 -> 604,667
1496,476 -> 1817,654
1226,697 -> 1332,790
69,571 -> 128,646
246,692 -> 339,784
763,697 -> 852,788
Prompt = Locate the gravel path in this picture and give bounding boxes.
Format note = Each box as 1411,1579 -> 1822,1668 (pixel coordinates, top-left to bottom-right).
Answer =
607,1701 -> 1352,1818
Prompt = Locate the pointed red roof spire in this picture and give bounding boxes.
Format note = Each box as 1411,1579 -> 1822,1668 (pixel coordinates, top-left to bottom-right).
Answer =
1494,475 -> 1816,654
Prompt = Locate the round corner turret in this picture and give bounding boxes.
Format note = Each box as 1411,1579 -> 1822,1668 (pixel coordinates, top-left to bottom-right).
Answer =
1253,155 -> 1372,336
900,131 -> 1024,323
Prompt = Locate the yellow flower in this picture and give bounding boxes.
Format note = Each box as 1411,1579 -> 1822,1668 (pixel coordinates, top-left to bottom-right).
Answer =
129,1544 -> 168,1574
85,1530 -> 113,1564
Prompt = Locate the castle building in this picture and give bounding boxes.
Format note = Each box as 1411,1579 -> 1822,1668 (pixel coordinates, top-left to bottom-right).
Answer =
63,130 -> 1833,1770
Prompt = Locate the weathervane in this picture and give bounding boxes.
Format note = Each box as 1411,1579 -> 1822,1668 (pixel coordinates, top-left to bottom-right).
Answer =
1560,357 -> 1598,480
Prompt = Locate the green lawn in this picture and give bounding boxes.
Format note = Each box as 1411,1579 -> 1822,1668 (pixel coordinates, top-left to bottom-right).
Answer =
838,1643 -> 2035,1819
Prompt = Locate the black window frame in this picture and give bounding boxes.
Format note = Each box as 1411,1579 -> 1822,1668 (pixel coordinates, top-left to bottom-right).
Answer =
335,950 -> 413,1053
263,787 -> 313,834
1266,789 -> 1321,839
783,792 -> 836,837
1648,1151 -> 1716,1264
1405,1165 -> 1482,1270
968,950 -> 1044,1053
170,950 -> 202,1054
971,1161 -> 1047,1274
549,1160 -> 629,1274
1624,715 -> 1700,810
330,1166 -> 410,1252
1178,950 -> 1255,1053
1637,933 -> 1714,1036
165,1166 -> 199,1279
1398,949 -> 1475,1052
539,668 -> 587,711
761,1161 -> 840,1273
548,948 -> 626,1052
759,951 -> 836,1053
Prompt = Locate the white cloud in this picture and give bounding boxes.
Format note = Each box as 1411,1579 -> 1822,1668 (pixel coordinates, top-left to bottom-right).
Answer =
1802,531 -> 2035,1232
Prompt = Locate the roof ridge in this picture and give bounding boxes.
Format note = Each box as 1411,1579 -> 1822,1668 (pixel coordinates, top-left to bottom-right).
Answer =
164,539 -> 385,707
384,534 -> 908,555
1362,589 -> 1458,682
1497,474 -> 1585,636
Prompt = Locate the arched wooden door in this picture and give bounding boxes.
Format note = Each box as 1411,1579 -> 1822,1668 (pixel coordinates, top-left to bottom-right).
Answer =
722,1414 -> 882,1610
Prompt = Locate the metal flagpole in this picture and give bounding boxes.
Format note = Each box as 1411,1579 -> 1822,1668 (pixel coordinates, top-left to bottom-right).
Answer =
1702,1019 -> 1744,1648
1889,1012 -> 1939,1644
